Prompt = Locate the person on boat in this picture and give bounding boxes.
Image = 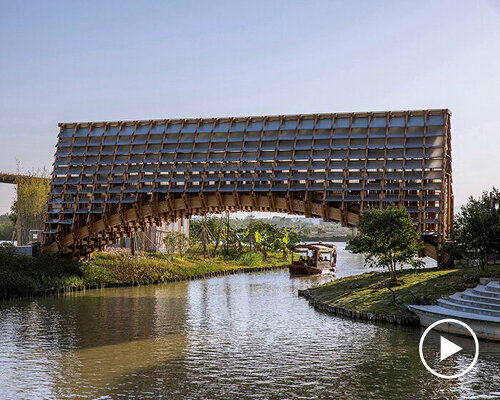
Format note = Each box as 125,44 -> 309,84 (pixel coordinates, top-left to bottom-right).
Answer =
298,256 -> 305,265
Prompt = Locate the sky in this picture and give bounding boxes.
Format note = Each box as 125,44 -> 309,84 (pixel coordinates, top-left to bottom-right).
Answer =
0,0 -> 499,214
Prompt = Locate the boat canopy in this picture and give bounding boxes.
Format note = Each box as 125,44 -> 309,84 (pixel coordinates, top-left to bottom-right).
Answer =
291,243 -> 336,253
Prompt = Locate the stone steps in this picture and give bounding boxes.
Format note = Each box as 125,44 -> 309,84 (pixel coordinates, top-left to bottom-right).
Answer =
408,279 -> 500,340
408,304 -> 500,324
434,281 -> 500,318
472,285 -> 500,299
437,298 -> 500,318
446,293 -> 500,311
486,281 -> 500,293
461,291 -> 500,305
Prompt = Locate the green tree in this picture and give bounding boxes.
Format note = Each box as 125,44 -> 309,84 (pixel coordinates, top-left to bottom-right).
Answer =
11,168 -> 50,243
281,231 -> 289,257
163,231 -> 190,256
227,226 -> 245,255
249,221 -> 279,259
447,188 -> 500,272
189,219 -> 203,241
0,215 -> 15,240
189,216 -> 225,257
348,205 -> 424,281
254,230 -> 262,246
272,228 -> 301,258
190,215 -> 302,259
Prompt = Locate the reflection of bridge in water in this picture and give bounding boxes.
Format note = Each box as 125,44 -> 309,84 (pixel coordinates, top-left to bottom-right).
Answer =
43,109 -> 453,264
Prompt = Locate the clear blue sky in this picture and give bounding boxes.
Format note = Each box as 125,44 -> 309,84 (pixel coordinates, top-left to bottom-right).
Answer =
0,0 -> 499,214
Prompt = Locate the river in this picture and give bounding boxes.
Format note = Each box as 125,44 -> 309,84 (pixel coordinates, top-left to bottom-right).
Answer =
1,244 -> 499,400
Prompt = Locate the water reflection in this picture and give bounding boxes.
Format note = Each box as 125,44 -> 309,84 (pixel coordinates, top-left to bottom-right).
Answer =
0,244 -> 498,399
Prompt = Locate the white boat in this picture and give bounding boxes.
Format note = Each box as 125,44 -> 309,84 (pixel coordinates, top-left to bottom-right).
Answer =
408,279 -> 500,341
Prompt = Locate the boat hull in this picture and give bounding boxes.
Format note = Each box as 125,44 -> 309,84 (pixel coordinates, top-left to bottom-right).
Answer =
289,264 -> 336,276
305,265 -> 336,275
289,264 -> 309,275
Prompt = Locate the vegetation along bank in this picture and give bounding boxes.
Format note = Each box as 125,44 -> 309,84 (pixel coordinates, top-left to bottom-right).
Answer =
0,216 -> 297,300
300,188 -> 500,325
0,245 -> 290,300
299,266 -> 500,325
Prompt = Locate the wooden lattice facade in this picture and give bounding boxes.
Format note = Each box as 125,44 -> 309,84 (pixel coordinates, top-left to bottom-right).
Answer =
43,109 -> 453,262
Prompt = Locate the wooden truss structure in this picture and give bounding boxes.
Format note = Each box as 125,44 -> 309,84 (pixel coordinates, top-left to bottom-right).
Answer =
43,109 -> 453,263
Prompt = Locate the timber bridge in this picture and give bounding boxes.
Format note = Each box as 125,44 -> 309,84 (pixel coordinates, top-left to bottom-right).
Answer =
43,109 -> 453,263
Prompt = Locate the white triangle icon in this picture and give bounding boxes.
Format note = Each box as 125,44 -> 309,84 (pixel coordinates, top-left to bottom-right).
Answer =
440,336 -> 462,361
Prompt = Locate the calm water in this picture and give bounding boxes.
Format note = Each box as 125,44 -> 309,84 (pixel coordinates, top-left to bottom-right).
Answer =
1,244 -> 499,400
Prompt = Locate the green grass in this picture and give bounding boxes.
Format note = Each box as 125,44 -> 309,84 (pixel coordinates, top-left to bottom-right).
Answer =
81,251 -> 289,284
306,265 -> 500,316
0,247 -> 290,298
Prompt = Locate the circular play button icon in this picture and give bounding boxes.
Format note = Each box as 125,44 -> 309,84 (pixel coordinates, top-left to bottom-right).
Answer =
439,336 -> 463,361
419,318 -> 479,379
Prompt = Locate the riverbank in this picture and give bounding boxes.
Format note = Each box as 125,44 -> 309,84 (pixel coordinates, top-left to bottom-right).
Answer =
0,246 -> 289,299
299,266 -> 500,325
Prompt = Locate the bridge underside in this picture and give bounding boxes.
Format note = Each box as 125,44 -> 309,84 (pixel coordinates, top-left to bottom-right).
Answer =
46,192 -> 446,264
43,109 -> 453,264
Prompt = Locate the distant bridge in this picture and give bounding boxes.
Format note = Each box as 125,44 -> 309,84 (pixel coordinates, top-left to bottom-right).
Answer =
43,109 -> 453,263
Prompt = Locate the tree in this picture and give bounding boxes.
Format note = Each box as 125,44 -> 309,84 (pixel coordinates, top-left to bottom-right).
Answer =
272,228 -> 301,259
348,205 -> 424,281
163,231 -> 190,256
248,220 -> 281,259
189,214 -> 303,259
10,167 -> 50,244
0,215 -> 15,240
281,231 -> 289,258
189,216 -> 225,257
447,188 -> 500,272
229,226 -> 245,255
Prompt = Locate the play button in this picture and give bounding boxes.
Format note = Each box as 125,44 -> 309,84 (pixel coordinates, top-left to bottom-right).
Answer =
440,336 -> 462,361
419,318 -> 479,379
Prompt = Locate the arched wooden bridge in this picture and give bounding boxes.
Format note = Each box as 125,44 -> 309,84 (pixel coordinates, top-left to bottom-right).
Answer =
43,109 -> 453,264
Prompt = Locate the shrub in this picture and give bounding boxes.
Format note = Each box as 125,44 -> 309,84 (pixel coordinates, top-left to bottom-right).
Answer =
163,232 -> 190,255
80,263 -> 115,285
238,252 -> 263,267
91,248 -> 131,260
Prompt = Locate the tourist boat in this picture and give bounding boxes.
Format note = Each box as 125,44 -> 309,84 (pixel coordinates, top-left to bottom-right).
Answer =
289,243 -> 337,276
408,278 -> 500,341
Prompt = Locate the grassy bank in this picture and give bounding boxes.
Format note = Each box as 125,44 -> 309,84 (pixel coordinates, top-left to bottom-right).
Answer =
301,266 -> 500,318
80,251 -> 289,286
0,246 -> 289,299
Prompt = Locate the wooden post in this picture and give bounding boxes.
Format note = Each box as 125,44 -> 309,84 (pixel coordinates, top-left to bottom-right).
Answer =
225,211 -> 229,255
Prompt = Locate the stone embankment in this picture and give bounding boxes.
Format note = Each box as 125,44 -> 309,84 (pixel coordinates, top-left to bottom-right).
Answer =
298,288 -> 420,325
